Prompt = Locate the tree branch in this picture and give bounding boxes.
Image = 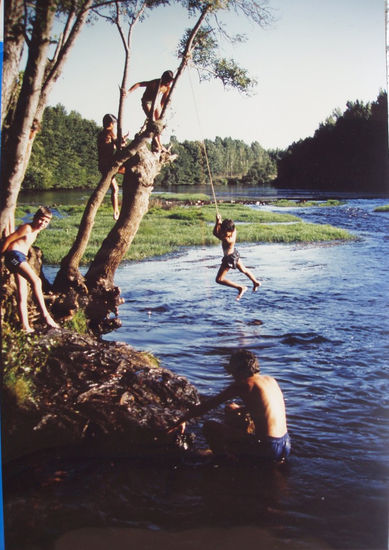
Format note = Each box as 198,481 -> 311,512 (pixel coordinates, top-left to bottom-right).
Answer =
160,4 -> 212,120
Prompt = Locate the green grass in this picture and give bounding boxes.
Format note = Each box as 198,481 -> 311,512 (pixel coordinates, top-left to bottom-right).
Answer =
269,199 -> 343,208
152,192 -> 211,202
374,204 -> 389,212
14,200 -> 355,266
1,319 -> 49,408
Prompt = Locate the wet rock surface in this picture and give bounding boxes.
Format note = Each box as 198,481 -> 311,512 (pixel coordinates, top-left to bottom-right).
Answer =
2,328 -> 199,463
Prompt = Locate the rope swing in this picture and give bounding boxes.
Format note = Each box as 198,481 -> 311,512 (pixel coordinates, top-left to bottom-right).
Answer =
187,65 -> 220,217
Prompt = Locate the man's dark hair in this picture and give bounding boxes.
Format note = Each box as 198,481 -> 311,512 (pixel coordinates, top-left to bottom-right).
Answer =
34,206 -> 52,221
226,349 -> 259,379
220,219 -> 235,235
161,70 -> 174,84
102,113 -> 117,128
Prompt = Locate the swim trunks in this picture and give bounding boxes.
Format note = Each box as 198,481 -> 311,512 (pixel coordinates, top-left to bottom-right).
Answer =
241,432 -> 291,462
263,432 -> 291,462
221,249 -> 240,270
141,98 -> 154,117
4,250 -> 27,273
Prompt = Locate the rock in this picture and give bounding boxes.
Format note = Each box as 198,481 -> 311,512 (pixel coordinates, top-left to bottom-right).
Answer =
2,329 -> 199,463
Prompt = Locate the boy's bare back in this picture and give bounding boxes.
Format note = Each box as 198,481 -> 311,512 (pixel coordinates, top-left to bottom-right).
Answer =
231,374 -> 288,439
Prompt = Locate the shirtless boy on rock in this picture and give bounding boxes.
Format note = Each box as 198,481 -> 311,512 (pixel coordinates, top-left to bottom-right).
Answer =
1,207 -> 59,332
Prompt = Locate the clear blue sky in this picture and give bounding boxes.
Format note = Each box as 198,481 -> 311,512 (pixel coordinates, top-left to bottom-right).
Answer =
47,0 -> 387,149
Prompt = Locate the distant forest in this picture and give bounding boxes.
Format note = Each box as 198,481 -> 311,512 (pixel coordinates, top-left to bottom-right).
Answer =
23,91 -> 388,193
276,91 -> 388,193
23,105 -> 278,190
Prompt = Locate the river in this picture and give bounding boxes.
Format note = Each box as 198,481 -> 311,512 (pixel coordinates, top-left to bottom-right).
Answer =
4,194 -> 389,549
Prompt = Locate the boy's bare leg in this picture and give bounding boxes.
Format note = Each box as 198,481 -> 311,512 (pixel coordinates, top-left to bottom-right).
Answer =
236,260 -> 261,292
110,178 -> 119,220
216,265 -> 247,301
18,262 -> 59,329
16,274 -> 34,332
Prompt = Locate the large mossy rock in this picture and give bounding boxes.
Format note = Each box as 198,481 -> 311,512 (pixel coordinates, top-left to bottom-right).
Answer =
3,329 -> 199,462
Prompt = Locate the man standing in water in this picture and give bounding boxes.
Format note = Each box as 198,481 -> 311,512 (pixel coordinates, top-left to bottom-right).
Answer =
169,349 -> 291,463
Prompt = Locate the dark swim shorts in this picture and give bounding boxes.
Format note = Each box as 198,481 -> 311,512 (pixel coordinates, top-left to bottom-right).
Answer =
4,250 -> 27,273
243,432 -> 291,462
263,432 -> 291,462
221,249 -> 240,270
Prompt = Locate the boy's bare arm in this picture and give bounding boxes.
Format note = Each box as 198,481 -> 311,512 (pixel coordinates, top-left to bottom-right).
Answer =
0,224 -> 30,253
168,384 -> 237,432
213,214 -> 222,238
126,81 -> 148,94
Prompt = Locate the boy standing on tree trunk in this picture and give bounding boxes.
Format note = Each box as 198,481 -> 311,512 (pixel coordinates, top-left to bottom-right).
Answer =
124,70 -> 174,152
97,113 -> 127,220
1,206 -> 59,333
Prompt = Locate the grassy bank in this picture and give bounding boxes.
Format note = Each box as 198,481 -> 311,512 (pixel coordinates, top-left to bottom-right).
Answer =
374,204 -> 389,212
268,199 -> 343,208
17,200 -> 355,265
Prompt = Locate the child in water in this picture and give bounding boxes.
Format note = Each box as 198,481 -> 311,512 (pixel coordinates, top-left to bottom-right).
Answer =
169,349 -> 291,463
213,214 -> 261,300
124,70 -> 174,152
1,206 -> 59,332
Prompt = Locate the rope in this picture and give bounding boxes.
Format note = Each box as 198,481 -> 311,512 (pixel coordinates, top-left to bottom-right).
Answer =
187,65 -> 219,217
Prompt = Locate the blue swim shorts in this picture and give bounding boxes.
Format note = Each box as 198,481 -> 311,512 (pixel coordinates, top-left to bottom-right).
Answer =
221,249 -> 240,270
264,432 -> 291,462
244,432 -> 291,462
4,250 -> 27,273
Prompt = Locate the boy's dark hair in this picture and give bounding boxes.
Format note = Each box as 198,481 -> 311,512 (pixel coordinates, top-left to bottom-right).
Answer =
220,219 -> 235,235
226,349 -> 259,379
161,70 -> 174,84
34,206 -> 52,221
102,113 -> 117,128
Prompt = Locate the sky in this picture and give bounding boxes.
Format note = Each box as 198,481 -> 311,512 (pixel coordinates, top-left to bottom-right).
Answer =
45,0 -> 387,150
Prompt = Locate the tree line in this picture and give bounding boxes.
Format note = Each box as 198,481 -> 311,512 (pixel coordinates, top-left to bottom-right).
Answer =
23,104 -> 278,190
275,91 -> 388,193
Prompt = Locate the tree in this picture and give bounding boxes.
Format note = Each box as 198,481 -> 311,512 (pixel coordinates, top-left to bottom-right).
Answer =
51,0 -> 273,327
0,0 -> 149,237
276,91 -> 389,192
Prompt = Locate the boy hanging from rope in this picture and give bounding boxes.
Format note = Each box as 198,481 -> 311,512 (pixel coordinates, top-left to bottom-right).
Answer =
213,214 -> 261,301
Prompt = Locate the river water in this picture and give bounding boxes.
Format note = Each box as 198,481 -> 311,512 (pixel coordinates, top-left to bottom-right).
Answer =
4,195 -> 389,549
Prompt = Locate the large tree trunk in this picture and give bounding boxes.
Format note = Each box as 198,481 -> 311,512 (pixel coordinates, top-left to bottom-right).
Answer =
1,0 -> 25,129
0,0 -> 94,238
0,0 -> 57,236
52,168 -> 123,294
85,143 -> 164,290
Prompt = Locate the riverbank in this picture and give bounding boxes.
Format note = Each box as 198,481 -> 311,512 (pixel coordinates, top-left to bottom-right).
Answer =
18,200 -> 355,265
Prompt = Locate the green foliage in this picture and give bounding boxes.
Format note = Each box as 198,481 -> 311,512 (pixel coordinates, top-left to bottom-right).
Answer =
24,104 -> 101,190
64,309 -> 89,334
269,199 -> 343,208
1,320 -> 52,409
157,136 -> 277,186
374,204 -> 389,212
213,58 -> 256,93
152,192 -> 210,201
178,25 -> 256,93
276,91 -> 389,193
22,106 -> 276,190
